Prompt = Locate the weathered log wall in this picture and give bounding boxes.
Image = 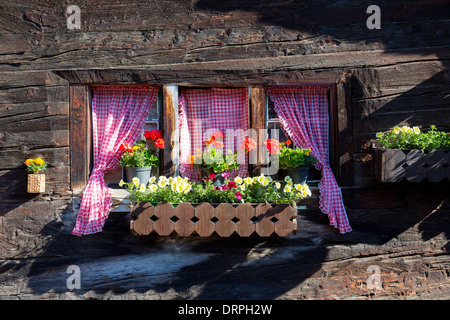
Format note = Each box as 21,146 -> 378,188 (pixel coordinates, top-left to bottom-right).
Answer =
0,0 -> 449,299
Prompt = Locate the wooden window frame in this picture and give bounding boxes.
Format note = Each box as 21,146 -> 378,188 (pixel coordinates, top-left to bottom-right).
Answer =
66,70 -> 353,192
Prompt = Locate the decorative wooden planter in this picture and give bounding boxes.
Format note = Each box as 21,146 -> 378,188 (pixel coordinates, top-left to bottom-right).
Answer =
130,202 -> 298,237
372,148 -> 450,182
27,174 -> 46,193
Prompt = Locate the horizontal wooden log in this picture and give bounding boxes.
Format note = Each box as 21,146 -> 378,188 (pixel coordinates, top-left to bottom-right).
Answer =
0,130 -> 69,149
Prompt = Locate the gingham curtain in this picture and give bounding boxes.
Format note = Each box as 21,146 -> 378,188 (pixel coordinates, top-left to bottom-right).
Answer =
266,86 -> 352,234
71,86 -> 159,236
179,88 -> 249,181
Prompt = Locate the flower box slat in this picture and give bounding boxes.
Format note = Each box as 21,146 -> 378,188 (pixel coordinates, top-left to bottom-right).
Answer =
130,202 -> 298,237
372,148 -> 450,183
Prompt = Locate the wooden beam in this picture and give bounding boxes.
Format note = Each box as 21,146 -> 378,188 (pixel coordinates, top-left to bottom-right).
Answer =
69,84 -> 90,191
336,73 -> 354,186
249,85 -> 266,176
161,85 -> 179,176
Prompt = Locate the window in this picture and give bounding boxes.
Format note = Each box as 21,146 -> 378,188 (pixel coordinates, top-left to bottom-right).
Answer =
104,91 -> 162,185
265,94 -> 324,185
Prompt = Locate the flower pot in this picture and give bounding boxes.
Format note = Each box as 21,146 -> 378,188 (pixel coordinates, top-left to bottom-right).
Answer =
123,166 -> 152,186
130,202 -> 298,237
27,173 -> 45,193
201,167 -> 225,186
286,166 -> 309,184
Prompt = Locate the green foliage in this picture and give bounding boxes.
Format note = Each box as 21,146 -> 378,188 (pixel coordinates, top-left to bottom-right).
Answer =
201,146 -> 240,173
119,140 -> 159,167
376,125 -> 450,152
25,158 -> 47,174
278,143 -> 317,169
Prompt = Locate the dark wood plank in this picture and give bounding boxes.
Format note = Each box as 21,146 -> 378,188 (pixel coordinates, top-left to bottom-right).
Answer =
69,84 -> 90,191
336,73 -> 353,186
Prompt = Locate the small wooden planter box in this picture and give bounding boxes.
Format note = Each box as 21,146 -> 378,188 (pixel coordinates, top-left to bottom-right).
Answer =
372,148 -> 450,182
130,202 -> 298,237
27,174 -> 46,193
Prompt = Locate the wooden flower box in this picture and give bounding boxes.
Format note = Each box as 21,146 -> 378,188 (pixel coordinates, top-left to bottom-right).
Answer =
372,148 -> 450,183
130,202 -> 298,237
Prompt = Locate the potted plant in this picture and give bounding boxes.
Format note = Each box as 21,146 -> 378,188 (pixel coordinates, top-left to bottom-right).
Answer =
190,131 -> 256,186
25,157 -> 47,193
121,173 -> 311,237
264,138 -> 317,184
373,125 -> 450,182
119,131 -> 164,187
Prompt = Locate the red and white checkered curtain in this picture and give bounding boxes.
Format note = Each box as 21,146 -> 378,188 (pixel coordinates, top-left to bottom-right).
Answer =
179,88 -> 249,181
71,86 -> 159,236
267,86 -> 352,234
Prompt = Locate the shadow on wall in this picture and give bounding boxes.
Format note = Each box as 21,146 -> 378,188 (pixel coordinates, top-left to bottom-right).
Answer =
3,0 -> 449,299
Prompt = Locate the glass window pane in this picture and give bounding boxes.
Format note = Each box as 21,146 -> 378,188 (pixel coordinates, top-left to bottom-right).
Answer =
146,101 -> 159,121
267,99 -> 278,120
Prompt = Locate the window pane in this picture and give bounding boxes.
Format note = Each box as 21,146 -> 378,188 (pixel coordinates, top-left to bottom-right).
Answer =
267,99 -> 278,120
267,121 -> 289,143
146,100 -> 159,121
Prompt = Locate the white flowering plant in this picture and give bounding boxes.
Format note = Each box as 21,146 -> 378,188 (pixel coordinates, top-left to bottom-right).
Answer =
120,176 -> 193,204
120,174 -> 311,205
375,125 -> 450,152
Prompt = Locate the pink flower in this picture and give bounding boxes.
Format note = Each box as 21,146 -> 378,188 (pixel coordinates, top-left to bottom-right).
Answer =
221,172 -> 230,178
208,173 -> 216,180
227,181 -> 237,189
235,192 -> 242,200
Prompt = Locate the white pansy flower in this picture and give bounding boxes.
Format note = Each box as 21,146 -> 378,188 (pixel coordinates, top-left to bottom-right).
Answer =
283,185 -> 292,193
413,126 -> 420,134
149,176 -> 156,184
275,182 -> 281,189
239,184 -> 246,191
149,184 -> 158,192
393,126 -> 401,134
132,177 -> 140,186
139,183 -> 146,192
294,184 -> 302,191
119,179 -> 124,187
234,177 -> 243,184
261,179 -> 269,187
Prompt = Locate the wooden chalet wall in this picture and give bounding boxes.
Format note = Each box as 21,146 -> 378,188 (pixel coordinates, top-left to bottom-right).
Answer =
0,0 -> 449,264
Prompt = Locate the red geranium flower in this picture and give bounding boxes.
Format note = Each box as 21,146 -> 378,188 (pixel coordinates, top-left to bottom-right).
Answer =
240,137 -> 257,152
213,130 -> 224,140
154,138 -> 165,149
264,138 -> 281,154
214,141 -> 224,148
205,136 -> 216,146
119,142 -> 132,152
285,140 -> 292,146
144,129 -> 162,141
